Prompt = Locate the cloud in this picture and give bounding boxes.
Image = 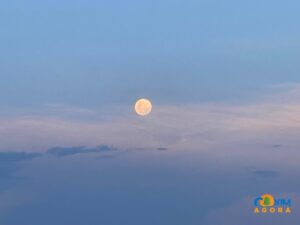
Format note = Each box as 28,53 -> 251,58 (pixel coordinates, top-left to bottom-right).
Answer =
42,103 -> 97,117
0,152 -> 43,209
0,152 -> 42,164
272,145 -> 281,148
46,145 -> 116,157
1,83 -> 300,157
0,152 -> 42,181
156,147 -> 168,151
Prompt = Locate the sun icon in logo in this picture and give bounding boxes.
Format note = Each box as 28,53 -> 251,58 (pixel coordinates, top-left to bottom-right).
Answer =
259,194 -> 275,207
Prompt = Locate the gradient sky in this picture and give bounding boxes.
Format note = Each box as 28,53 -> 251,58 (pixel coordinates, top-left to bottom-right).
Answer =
1,0 -> 300,108
0,0 -> 300,224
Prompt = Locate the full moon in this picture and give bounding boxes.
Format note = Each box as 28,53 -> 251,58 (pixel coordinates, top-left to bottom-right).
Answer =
134,98 -> 152,116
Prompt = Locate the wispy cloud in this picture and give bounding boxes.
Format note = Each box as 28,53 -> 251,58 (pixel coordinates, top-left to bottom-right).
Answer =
1,83 -> 300,155
42,103 -> 97,117
46,145 -> 116,157
0,152 -> 42,163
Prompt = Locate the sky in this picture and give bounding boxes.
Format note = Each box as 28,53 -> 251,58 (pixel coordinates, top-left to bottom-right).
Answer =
0,0 -> 300,224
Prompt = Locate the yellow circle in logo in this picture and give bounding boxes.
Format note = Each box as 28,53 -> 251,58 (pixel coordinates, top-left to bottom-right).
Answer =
259,194 -> 275,207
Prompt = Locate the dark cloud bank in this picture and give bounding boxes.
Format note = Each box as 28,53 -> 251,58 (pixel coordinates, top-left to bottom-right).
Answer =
0,145 -> 116,162
46,145 -> 117,157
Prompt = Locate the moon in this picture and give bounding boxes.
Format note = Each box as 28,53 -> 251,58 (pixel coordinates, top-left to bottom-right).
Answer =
134,98 -> 152,116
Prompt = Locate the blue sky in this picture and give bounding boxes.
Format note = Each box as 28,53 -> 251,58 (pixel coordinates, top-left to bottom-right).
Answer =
1,0 -> 300,108
0,0 -> 300,224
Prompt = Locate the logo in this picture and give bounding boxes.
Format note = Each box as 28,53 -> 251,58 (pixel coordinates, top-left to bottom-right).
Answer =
253,194 -> 292,214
